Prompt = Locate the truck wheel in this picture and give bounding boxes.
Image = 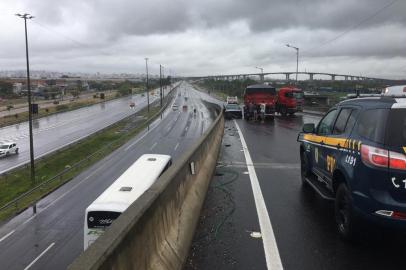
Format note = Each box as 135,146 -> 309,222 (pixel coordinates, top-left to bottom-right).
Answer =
335,183 -> 360,241
281,106 -> 287,116
16,148 -> 19,154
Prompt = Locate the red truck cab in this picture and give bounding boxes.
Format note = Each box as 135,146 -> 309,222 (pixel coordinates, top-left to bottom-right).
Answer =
243,84 -> 276,120
275,86 -> 304,116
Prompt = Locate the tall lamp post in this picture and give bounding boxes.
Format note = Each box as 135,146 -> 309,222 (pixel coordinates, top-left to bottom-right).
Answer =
255,66 -> 264,82
162,66 -> 165,94
145,57 -> 150,113
159,65 -> 163,108
16,13 -> 36,213
286,44 -> 299,83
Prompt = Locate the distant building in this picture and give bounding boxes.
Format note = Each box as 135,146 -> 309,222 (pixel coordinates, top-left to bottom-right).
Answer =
13,82 -> 23,94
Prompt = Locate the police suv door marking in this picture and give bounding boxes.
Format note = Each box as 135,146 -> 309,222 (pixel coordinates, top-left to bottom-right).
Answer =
345,155 -> 357,166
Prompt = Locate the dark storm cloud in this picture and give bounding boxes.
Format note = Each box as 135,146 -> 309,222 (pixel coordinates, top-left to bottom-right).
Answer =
2,0 -> 404,78
215,0 -> 406,32
86,0 -> 406,35
25,0 -> 406,36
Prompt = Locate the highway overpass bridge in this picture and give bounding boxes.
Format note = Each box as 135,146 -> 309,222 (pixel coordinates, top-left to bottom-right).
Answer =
191,71 -> 393,82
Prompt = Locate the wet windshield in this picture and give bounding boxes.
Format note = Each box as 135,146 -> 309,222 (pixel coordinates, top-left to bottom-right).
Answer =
226,104 -> 240,110
293,92 -> 303,99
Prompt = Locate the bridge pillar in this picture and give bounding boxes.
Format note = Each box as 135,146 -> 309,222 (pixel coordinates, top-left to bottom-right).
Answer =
285,73 -> 290,81
259,74 -> 264,82
309,73 -> 314,81
331,75 -> 335,81
344,76 -> 348,81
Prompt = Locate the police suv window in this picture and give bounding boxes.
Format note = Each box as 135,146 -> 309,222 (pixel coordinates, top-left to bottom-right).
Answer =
357,109 -> 388,144
385,109 -> 406,147
317,109 -> 338,135
344,109 -> 358,134
332,108 -> 352,135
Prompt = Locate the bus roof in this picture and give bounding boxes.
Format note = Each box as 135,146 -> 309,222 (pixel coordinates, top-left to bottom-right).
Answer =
86,154 -> 171,213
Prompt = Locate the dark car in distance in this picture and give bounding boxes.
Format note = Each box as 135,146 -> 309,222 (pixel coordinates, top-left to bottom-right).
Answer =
224,103 -> 242,119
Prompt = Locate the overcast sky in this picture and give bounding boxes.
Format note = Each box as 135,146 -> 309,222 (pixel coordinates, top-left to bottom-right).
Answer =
0,0 -> 405,79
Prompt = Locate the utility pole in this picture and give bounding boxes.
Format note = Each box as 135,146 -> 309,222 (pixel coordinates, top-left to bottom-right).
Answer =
159,64 -> 163,107
286,44 -> 299,83
145,57 -> 149,113
16,13 -> 36,213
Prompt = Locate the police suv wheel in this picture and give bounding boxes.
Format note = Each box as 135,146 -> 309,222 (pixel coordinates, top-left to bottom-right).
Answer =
335,183 -> 359,241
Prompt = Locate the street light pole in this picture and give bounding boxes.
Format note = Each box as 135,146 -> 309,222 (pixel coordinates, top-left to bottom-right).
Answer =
159,64 -> 163,108
16,13 -> 36,213
145,57 -> 150,113
286,44 -> 299,83
255,66 -> 264,82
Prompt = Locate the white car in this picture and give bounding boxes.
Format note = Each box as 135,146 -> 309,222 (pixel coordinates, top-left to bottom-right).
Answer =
0,142 -> 19,157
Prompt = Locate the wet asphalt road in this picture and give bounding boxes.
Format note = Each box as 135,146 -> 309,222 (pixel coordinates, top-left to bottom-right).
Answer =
0,87 -> 169,174
187,113 -> 406,270
0,83 -> 217,270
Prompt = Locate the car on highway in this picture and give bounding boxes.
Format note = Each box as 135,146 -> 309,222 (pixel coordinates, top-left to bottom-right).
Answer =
224,103 -> 242,119
0,142 -> 19,157
298,88 -> 406,240
172,104 -> 179,110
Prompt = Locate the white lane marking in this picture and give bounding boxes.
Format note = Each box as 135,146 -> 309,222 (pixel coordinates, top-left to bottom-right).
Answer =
0,230 -> 15,243
150,142 -> 158,150
21,215 -> 35,226
23,242 -> 55,270
124,129 -> 150,151
234,120 -> 283,270
174,142 -> 180,151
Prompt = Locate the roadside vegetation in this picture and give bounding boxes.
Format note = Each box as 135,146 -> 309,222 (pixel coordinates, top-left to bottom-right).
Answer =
0,92 -> 173,222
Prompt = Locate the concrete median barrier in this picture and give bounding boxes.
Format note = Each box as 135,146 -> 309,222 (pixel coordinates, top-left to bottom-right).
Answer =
69,103 -> 224,270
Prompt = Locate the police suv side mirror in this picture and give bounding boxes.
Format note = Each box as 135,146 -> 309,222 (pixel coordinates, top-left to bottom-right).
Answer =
302,123 -> 315,133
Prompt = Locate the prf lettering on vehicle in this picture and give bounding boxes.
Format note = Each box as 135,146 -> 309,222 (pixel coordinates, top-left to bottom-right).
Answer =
326,155 -> 336,174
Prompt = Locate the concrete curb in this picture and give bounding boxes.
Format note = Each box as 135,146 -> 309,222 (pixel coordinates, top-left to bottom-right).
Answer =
69,102 -> 224,270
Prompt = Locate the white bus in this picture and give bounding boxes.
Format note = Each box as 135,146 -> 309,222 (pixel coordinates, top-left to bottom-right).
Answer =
84,154 -> 172,250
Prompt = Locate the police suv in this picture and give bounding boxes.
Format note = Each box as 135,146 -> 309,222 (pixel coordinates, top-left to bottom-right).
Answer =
298,85 -> 406,240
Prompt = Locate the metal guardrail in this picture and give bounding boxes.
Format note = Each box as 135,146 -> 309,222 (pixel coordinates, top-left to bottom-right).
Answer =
0,87 -> 178,219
